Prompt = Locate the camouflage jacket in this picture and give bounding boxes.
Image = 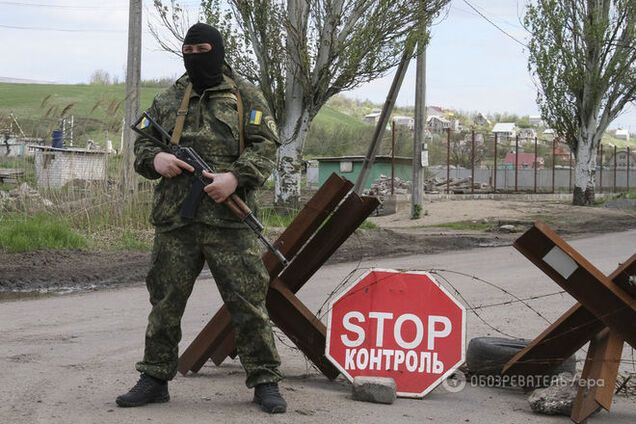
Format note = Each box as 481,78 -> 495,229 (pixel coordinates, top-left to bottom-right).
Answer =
134,73 -> 280,231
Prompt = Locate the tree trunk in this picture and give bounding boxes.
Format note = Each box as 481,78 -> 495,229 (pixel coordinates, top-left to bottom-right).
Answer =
572,139 -> 597,206
274,104 -> 311,210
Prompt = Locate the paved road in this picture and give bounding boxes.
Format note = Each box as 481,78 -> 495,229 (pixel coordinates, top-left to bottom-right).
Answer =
1,230 -> 634,423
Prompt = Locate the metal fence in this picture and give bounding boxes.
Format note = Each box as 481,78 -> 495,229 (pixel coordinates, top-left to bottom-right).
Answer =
422,128 -> 634,193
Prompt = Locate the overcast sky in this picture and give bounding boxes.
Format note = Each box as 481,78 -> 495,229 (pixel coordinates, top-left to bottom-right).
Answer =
1,0 -> 635,131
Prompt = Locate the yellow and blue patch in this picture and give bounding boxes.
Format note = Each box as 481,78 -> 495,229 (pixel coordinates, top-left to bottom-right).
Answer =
139,117 -> 151,129
249,109 -> 262,125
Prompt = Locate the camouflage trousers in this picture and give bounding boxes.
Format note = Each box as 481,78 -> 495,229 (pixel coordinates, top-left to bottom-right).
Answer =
135,223 -> 282,387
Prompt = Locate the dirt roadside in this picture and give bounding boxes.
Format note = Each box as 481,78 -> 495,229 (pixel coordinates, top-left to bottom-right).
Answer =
1,197 -> 634,295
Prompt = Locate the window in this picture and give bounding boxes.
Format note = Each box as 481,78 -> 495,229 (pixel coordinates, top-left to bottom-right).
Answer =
340,161 -> 353,173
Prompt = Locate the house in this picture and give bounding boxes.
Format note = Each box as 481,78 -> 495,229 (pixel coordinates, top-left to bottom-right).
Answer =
614,128 -> 630,141
518,128 -> 537,144
363,111 -> 382,125
392,115 -> 415,130
427,115 -> 451,132
542,128 -> 556,140
492,122 -> 517,139
529,115 -> 543,127
608,150 -> 636,168
427,106 -> 445,118
503,152 -> 544,169
473,112 -> 491,127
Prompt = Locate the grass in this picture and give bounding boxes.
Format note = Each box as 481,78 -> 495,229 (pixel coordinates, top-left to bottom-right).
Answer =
311,105 -> 370,131
0,213 -> 88,252
359,219 -> 379,229
258,206 -> 298,229
623,191 -> 636,199
432,221 -> 494,232
111,230 -> 153,252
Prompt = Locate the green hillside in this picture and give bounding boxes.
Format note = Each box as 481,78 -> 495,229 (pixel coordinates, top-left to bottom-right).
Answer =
311,105 -> 368,131
0,83 -> 370,149
0,83 -> 160,122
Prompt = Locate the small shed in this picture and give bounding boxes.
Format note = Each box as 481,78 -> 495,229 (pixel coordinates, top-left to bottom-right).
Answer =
316,155 -> 412,189
30,145 -> 108,188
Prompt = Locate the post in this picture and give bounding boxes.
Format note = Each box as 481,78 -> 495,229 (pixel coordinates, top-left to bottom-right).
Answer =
411,35 -> 426,218
628,147 -> 631,191
613,145 -> 617,193
599,144 -> 604,193
70,115 -> 74,147
354,42 -> 414,194
493,133 -> 498,192
515,134 -> 519,192
534,136 -> 538,193
446,127 -> 450,193
569,147 -> 573,192
122,0 -> 143,194
552,138 -> 556,193
471,129 -> 475,194
391,120 -> 396,195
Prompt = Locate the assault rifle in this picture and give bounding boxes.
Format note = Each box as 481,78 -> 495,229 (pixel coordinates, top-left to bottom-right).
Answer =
131,112 -> 288,266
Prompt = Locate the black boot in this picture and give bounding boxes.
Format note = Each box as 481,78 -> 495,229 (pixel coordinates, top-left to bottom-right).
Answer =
253,382 -> 287,413
116,374 -> 170,407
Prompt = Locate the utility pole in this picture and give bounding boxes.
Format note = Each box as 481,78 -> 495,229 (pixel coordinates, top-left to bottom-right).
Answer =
122,0 -> 142,194
411,32 -> 427,219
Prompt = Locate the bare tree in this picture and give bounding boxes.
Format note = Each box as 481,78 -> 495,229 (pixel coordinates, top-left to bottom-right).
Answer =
150,0 -> 450,207
525,0 -> 636,205
90,69 -> 112,85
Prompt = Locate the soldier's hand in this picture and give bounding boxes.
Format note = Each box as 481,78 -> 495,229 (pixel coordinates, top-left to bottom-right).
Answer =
202,171 -> 238,203
153,152 -> 194,178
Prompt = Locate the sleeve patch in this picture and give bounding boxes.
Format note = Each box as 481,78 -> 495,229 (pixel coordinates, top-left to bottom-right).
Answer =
249,110 -> 263,125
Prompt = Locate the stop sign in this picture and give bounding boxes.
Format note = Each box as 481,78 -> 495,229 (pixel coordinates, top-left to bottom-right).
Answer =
325,269 -> 466,397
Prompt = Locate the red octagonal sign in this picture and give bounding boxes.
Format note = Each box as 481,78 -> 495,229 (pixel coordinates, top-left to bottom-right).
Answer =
326,269 -> 466,397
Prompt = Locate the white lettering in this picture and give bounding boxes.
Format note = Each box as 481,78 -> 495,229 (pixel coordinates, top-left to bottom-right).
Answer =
418,352 -> 431,373
369,348 -> 382,370
356,348 -> 369,370
341,311 -> 365,347
432,352 -> 444,374
394,313 -> 424,349
345,349 -> 356,370
406,351 -> 418,372
369,312 -> 393,347
393,350 -> 405,370
427,316 -> 452,350
382,349 -> 395,370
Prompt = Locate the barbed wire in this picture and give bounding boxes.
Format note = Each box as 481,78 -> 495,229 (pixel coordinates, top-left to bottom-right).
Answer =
283,262 -> 635,375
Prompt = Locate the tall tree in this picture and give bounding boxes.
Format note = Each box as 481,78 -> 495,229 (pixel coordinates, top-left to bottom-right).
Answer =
525,0 -> 636,205
151,0 -> 449,207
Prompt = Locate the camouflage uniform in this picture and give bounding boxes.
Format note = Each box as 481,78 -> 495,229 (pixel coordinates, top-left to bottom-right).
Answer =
133,72 -> 282,388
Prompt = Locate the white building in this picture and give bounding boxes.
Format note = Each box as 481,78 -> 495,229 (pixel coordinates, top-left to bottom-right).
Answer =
30,145 -> 108,188
392,115 -> 415,130
492,122 -> 517,139
615,128 -> 630,141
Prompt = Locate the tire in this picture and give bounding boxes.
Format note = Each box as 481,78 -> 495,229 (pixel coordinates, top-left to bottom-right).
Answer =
466,336 -> 576,377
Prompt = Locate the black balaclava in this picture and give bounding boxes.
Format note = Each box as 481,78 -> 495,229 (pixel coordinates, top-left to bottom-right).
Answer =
183,23 -> 225,93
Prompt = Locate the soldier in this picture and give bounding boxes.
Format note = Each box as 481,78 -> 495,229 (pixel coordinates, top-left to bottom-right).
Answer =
116,23 -> 287,414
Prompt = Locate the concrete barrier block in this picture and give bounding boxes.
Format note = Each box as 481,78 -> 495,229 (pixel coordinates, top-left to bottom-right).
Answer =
352,376 -> 397,404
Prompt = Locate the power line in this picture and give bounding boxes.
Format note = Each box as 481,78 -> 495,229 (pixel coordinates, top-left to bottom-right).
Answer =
461,0 -> 528,49
0,23 -> 124,33
0,0 -> 127,9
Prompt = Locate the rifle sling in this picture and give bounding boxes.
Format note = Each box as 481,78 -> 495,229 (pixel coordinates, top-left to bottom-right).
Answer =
170,80 -> 245,155
170,83 -> 192,146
